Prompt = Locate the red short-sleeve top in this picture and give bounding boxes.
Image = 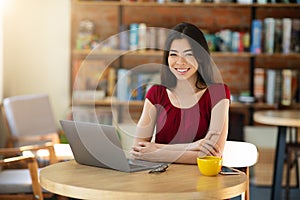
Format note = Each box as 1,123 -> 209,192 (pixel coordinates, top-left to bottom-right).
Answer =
145,83 -> 231,144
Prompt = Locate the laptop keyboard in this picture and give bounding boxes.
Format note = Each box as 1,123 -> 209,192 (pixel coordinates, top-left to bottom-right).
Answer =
128,159 -> 165,168
128,163 -> 146,170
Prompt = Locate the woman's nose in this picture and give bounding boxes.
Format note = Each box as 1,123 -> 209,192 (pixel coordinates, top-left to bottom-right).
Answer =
176,56 -> 186,65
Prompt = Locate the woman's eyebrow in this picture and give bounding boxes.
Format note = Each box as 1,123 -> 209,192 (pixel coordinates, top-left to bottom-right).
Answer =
183,49 -> 193,53
169,49 -> 192,53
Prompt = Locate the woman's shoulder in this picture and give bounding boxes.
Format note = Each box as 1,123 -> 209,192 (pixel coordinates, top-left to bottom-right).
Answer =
208,83 -> 229,89
208,83 -> 230,92
146,84 -> 168,102
207,83 -> 231,99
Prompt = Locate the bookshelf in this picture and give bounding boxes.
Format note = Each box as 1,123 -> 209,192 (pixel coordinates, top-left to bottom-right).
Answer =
71,0 -> 300,125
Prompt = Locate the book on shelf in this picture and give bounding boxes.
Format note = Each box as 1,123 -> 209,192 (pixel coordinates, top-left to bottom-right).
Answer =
254,68 -> 265,102
138,23 -> 147,51
265,69 -> 276,105
231,32 -> 240,53
282,18 -> 292,54
242,32 -> 250,52
291,19 -> 300,53
237,0 -> 253,3
256,0 -> 267,3
117,69 -> 131,101
281,69 -> 293,106
250,20 -> 262,54
274,19 -> 283,53
119,24 -> 129,51
274,70 -> 283,106
264,18 -> 275,54
107,67 -> 116,97
157,28 -> 168,50
265,69 -> 281,105
129,23 -> 139,51
147,27 -> 157,50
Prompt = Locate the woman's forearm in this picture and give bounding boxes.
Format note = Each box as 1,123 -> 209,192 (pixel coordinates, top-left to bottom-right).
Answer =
148,148 -> 199,164
172,150 -> 199,164
156,140 -> 201,151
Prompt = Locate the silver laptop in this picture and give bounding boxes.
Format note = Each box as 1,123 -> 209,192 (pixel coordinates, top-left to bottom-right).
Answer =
60,120 -> 165,172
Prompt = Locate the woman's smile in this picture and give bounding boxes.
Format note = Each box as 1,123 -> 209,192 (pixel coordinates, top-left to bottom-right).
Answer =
175,67 -> 190,74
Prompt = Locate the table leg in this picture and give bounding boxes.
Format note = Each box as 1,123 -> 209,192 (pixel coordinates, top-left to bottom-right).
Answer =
271,126 -> 287,200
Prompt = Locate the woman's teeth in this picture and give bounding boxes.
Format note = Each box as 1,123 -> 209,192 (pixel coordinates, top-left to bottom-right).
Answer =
176,68 -> 189,72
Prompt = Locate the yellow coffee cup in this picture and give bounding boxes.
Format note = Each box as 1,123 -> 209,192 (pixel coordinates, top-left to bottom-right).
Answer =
197,156 -> 222,176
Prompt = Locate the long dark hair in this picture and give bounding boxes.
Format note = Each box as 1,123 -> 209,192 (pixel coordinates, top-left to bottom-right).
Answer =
160,22 -> 216,89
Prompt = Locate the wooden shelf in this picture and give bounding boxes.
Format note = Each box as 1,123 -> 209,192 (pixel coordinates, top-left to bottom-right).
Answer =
255,53 -> 300,59
252,3 -> 300,8
77,1 -> 300,8
119,2 -> 253,7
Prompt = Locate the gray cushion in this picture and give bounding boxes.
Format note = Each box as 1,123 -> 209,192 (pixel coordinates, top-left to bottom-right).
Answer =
0,168 -> 48,194
0,169 -> 34,193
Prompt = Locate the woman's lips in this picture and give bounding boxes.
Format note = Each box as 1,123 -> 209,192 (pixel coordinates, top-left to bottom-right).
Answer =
175,68 -> 190,74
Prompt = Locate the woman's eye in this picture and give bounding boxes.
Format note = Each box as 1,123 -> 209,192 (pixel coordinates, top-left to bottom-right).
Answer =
169,53 -> 177,57
185,53 -> 194,57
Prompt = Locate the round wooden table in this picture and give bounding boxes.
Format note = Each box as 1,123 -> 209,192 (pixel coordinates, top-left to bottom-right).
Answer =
40,160 -> 247,200
254,110 -> 300,200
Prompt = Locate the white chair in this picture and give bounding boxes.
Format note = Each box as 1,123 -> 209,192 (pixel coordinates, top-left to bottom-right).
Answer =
1,94 -> 73,163
222,141 -> 259,200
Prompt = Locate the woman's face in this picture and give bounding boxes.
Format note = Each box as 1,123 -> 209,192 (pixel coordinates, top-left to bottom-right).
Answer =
168,38 -> 198,81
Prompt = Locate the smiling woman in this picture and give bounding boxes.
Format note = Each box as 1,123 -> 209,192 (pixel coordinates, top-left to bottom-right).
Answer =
130,22 -> 231,164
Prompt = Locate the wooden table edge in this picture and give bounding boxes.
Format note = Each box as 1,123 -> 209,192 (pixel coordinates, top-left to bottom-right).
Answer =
40,161 -> 247,200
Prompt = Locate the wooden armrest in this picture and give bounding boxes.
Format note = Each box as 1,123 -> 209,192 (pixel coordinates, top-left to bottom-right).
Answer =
0,142 -> 58,164
0,155 -> 36,165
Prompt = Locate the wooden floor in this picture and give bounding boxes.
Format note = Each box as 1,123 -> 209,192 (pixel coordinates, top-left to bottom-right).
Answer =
232,184 -> 300,200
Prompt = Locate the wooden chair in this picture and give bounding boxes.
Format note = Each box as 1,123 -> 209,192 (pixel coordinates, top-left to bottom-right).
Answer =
1,94 -> 73,163
0,143 -> 57,200
222,141 -> 259,200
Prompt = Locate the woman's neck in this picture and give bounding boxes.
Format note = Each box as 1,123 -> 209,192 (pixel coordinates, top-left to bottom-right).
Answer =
173,76 -> 199,95
167,80 -> 206,109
